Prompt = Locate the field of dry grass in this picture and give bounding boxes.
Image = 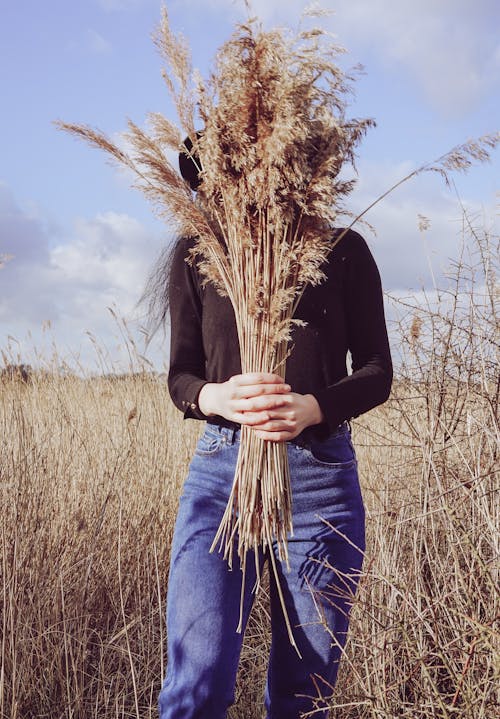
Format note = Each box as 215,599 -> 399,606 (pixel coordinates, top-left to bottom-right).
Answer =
1,224 -> 498,718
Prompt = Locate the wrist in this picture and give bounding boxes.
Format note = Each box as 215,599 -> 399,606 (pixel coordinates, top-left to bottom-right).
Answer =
198,383 -> 218,416
304,394 -> 324,427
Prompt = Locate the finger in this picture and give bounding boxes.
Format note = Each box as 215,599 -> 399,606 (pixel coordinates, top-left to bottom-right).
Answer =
232,410 -> 275,426
253,428 -> 299,442
233,395 -> 292,413
232,406 -> 295,426
247,418 -> 296,432
230,373 -> 287,387
234,383 -> 291,399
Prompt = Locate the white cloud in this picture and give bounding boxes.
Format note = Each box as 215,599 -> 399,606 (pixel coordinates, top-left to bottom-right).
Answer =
51,212 -> 153,305
341,156 -> 497,292
0,185 -> 168,371
332,0 -> 499,115
0,186 -> 56,323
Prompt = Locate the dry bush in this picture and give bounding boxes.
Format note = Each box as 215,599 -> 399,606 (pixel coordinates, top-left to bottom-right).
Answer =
0,217 -> 498,718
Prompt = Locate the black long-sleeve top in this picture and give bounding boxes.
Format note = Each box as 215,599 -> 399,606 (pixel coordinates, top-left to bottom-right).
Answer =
168,229 -> 393,438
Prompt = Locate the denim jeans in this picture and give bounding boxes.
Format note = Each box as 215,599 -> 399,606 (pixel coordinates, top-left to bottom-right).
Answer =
158,422 -> 365,719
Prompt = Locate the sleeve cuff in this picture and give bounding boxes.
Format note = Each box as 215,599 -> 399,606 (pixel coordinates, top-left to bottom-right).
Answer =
311,387 -> 348,435
179,380 -> 210,420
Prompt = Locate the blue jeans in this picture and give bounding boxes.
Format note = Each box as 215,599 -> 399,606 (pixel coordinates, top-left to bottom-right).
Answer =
158,422 -> 365,719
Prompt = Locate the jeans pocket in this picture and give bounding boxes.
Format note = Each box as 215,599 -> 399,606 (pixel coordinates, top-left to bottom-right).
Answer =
194,426 -> 225,456
307,429 -> 357,468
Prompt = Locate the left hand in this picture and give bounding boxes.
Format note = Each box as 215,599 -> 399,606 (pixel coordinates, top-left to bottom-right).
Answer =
248,392 -> 324,442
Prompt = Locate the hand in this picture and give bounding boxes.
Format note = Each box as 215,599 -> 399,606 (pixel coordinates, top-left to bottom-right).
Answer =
251,392 -> 324,442
198,373 -> 292,426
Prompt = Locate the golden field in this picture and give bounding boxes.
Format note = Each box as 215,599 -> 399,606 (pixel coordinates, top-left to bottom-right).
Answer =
1,226 -> 498,718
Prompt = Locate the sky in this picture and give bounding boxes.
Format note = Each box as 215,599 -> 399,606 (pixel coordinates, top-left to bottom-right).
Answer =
0,0 -> 499,374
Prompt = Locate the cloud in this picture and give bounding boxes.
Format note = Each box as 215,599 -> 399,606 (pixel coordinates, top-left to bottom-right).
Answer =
51,212 -> 154,307
0,185 -> 166,370
332,0 -> 499,115
339,156 -> 495,293
0,185 -> 57,323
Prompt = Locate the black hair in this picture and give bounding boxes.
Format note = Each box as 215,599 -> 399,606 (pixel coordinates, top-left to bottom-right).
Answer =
139,136 -> 203,342
139,240 -> 178,343
178,134 -> 203,190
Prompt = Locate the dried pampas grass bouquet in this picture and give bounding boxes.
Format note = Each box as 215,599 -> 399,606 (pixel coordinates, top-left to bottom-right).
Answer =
56,3 -> 375,647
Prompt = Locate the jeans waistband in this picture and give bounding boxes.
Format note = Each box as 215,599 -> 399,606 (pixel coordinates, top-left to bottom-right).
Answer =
205,420 -> 350,448
205,422 -> 239,444
294,420 -> 350,447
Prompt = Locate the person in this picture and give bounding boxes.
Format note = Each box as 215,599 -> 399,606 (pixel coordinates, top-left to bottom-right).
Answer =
157,145 -> 393,719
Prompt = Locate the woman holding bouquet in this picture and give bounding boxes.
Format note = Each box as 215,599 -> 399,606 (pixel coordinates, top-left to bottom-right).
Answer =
158,146 -> 393,719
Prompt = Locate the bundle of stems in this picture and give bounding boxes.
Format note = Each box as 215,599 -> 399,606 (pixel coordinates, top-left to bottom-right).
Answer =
208,214 -> 324,642
55,4 -> 499,647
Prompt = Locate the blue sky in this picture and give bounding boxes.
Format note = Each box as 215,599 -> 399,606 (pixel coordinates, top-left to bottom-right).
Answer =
1,0 -> 499,373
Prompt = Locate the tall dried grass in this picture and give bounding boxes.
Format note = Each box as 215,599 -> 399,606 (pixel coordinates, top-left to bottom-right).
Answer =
1,214 -> 498,718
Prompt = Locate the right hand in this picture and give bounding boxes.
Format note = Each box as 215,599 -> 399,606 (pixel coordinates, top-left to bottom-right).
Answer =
198,373 -> 292,426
